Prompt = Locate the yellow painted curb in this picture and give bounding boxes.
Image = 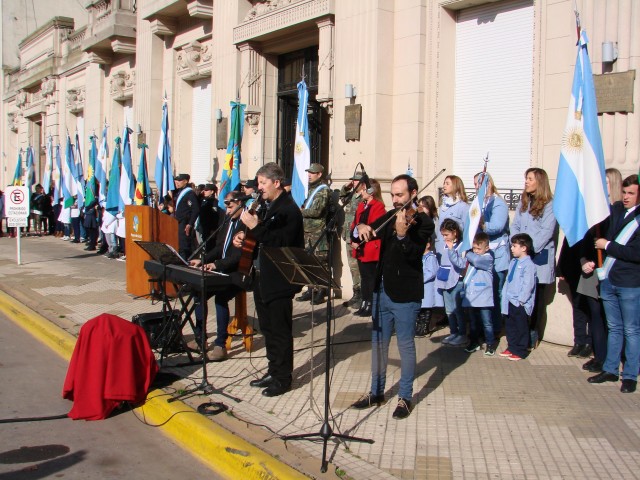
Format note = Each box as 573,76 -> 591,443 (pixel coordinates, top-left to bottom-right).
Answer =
0,290 -> 308,480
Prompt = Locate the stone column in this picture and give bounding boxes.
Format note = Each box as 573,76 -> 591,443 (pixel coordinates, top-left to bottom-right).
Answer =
316,16 -> 335,114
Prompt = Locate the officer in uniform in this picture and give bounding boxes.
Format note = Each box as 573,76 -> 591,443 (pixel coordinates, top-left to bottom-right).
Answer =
297,163 -> 331,305
198,183 -> 223,244
173,173 -> 200,259
339,174 -> 364,308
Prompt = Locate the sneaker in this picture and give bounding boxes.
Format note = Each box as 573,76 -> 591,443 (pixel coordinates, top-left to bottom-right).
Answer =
206,345 -> 227,362
449,335 -> 468,347
80,237 -> 87,242
116,255 -> 127,262
499,349 -> 512,358
485,344 -> 496,356
351,392 -> 385,410
464,343 -> 481,353
442,333 -> 457,345
62,236 -> 70,241
508,353 -> 523,361
392,397 -> 412,420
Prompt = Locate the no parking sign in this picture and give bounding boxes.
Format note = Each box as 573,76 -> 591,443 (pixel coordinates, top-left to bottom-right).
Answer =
5,186 -> 30,218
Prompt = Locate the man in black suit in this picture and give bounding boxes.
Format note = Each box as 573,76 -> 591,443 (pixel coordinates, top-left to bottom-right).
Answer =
589,174 -> 640,393
188,190 -> 244,362
351,174 -> 434,419
240,162 -> 304,397
173,173 -> 200,259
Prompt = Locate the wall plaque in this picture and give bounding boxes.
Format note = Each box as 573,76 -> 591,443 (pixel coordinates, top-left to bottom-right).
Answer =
593,70 -> 635,114
345,104 -> 362,141
216,117 -> 228,150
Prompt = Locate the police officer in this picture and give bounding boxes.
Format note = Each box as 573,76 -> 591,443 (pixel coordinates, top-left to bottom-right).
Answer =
198,183 -> 223,244
173,173 -> 200,259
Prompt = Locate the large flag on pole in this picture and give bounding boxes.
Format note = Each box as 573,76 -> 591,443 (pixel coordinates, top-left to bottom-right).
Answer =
42,135 -> 53,194
96,123 -> 109,206
62,134 -> 77,208
134,144 -> 151,206
85,133 -> 98,205
24,146 -> 36,191
53,144 -> 62,203
105,137 -> 122,215
459,171 -> 489,252
218,101 -> 245,208
74,131 -> 85,208
553,30 -> 609,246
119,126 -> 136,211
154,99 -> 174,200
291,79 -> 311,206
11,150 -> 23,186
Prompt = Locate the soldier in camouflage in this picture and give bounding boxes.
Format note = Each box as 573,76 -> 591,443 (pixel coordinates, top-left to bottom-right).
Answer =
339,175 -> 363,308
297,163 -> 331,305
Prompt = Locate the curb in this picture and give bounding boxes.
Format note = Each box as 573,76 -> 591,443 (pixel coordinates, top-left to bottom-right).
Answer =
0,290 -> 308,480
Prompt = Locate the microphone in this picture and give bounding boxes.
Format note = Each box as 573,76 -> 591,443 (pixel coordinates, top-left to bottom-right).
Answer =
235,192 -> 259,202
355,162 -> 372,193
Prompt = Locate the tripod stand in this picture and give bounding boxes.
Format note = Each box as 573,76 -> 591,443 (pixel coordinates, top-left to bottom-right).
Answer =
264,243 -> 373,473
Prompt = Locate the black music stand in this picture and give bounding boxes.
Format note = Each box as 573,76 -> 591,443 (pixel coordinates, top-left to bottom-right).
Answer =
263,246 -> 373,472
135,241 -> 190,365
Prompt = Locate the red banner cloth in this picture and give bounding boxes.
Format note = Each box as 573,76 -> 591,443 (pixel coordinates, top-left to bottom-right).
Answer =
63,313 -> 159,420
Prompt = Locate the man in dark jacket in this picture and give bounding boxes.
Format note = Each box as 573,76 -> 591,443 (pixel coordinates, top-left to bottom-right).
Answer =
173,173 -> 200,259
198,183 -> 224,244
350,174 -> 434,419
240,162 -> 304,397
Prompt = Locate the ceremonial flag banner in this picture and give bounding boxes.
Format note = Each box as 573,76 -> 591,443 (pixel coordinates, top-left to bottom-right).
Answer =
218,101 -> 245,208
459,172 -> 488,252
74,131 -> 85,208
134,145 -> 151,206
11,150 -> 23,186
43,136 -> 53,195
119,126 -> 136,211
24,146 -> 36,191
85,134 -> 98,205
106,137 -> 122,215
154,100 -> 174,200
292,79 -> 311,206
53,144 -> 62,203
96,125 -> 109,206
553,30 -> 609,246
62,134 -> 77,208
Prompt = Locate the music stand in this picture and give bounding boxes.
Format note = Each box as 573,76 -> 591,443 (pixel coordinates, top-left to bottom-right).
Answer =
263,246 -> 373,473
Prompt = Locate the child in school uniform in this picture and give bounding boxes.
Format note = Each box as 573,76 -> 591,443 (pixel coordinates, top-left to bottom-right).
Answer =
500,233 -> 537,361
416,236 -> 440,337
450,232 -> 496,355
437,219 -> 468,346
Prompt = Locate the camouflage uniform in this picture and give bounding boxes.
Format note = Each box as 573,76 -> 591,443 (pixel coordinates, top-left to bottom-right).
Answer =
301,179 -> 330,265
339,184 -> 362,290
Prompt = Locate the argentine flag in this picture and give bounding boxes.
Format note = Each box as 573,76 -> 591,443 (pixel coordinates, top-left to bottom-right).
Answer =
119,126 -> 136,211
42,136 -> 53,194
154,100 -> 174,200
459,172 -> 488,252
553,30 -> 609,247
96,125 -> 109,206
291,79 -> 310,206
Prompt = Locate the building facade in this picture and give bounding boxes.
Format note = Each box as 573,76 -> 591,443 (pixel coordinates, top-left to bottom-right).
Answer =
2,0 -> 639,344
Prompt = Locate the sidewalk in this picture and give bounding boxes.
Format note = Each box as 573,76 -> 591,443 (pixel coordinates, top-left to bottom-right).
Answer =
1,235 -> 640,479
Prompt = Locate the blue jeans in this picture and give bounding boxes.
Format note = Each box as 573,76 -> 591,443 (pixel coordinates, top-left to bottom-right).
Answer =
194,288 -> 238,347
441,281 -> 465,336
601,279 -> 640,380
468,307 -> 495,346
371,285 -> 420,399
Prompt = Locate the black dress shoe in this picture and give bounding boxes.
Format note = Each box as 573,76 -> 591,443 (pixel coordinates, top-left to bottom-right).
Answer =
296,290 -> 313,302
567,344 -> 585,357
621,379 -> 637,393
587,371 -> 619,384
577,344 -> 593,359
583,359 -> 603,373
351,392 -> 385,409
261,379 -> 291,397
249,374 -> 273,388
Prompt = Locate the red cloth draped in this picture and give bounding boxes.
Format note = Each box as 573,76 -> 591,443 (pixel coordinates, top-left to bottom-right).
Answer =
63,313 -> 159,420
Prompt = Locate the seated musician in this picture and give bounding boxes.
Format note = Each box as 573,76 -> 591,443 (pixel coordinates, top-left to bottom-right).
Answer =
188,190 -> 245,362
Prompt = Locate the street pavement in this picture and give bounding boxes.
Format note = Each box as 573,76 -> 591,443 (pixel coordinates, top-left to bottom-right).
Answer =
1,234 -> 640,479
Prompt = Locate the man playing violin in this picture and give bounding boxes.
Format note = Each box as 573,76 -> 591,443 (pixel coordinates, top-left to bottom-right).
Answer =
351,174 -> 434,419
240,162 -> 304,397
188,190 -> 245,362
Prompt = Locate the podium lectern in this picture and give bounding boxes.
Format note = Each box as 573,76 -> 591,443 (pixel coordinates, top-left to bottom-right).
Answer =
125,205 -> 178,297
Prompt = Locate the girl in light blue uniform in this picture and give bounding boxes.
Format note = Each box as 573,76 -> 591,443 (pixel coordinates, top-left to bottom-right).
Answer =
416,236 -> 441,337
436,175 -> 470,257
510,168 -> 557,349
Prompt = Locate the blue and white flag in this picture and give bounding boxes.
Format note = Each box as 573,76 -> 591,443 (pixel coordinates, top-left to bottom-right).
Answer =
53,144 -> 62,203
553,30 -> 609,246
24,146 -> 36,191
74,131 -> 85,208
42,135 -> 53,194
62,133 -> 77,208
154,100 -> 174,200
106,137 -> 122,215
96,124 -> 109,206
291,79 -> 311,206
119,126 -> 136,211
459,172 -> 488,252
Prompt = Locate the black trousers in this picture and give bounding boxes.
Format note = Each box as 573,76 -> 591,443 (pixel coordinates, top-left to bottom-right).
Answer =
506,303 -> 530,358
357,260 -> 377,302
178,222 -> 193,259
254,287 -> 294,385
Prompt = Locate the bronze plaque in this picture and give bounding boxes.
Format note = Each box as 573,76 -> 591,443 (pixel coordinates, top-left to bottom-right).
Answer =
593,70 -> 635,114
216,117 -> 228,150
345,104 -> 362,141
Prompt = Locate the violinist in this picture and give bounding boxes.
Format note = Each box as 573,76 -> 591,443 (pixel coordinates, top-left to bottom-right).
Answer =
350,178 -> 386,317
187,190 -> 245,362
350,174 -> 434,420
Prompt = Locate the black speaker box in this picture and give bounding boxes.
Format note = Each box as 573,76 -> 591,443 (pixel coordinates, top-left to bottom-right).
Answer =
132,310 -> 182,350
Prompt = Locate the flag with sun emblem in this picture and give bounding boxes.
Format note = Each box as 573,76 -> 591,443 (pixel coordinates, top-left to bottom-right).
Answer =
553,30 -> 609,247
218,101 -> 245,209
53,144 -> 62,203
459,172 -> 488,252
84,133 -> 97,205
42,135 -> 53,195
291,79 -> 310,207
134,144 -> 151,206
11,150 -> 23,186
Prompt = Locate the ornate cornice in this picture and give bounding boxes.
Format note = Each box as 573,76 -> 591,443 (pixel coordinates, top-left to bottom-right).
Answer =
110,70 -> 135,101
176,40 -> 212,81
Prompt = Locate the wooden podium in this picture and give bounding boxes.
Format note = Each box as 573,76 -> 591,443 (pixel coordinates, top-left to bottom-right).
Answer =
125,205 -> 178,297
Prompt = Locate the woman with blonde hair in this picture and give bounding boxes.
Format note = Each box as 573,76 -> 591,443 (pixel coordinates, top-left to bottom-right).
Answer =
510,167 -> 557,350
606,168 -> 623,204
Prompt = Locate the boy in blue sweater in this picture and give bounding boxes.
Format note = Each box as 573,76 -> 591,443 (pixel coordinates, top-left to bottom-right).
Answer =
500,233 -> 537,361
